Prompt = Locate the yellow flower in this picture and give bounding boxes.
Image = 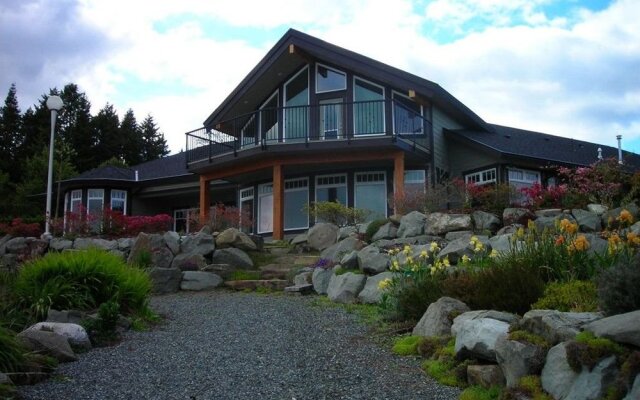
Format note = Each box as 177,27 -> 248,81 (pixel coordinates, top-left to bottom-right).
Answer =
469,236 -> 479,246
474,242 -> 484,253
489,249 -> 498,258
559,219 -> 578,235
411,263 -> 420,272
618,209 -> 634,225
430,241 -> 439,252
442,257 -> 450,267
377,278 -> 392,290
406,256 -> 414,264
461,254 -> 471,264
527,219 -> 536,231
608,233 -> 623,254
568,235 -> 590,253
403,245 -> 411,255
391,260 -> 400,271
516,227 -> 525,239
420,250 -> 429,259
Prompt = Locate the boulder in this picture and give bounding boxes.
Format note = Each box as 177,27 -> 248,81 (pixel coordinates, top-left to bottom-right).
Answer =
371,222 -> 398,241
439,235 -> 489,264
210,248 -> 254,269
413,297 -> 470,337
307,223 -> 339,251
290,233 -> 308,246
163,231 -> 181,254
425,213 -> 473,236
3,237 -> 48,258
73,237 -> 118,251
472,211 -> 502,233
127,232 -> 173,268
180,271 -> 223,291
148,267 -> 182,294
202,263 -> 235,279
495,336 -> 547,388
583,309 -> 640,347
25,322 -> 91,350
534,214 -> 575,232
356,245 -> 390,274
583,233 -> 608,255
320,236 -> 366,263
49,238 -> 73,252
170,253 -> 207,271
488,234 -> 513,254
284,284 -> 314,295
467,365 -> 505,388
455,317 -> 510,362
312,267 -> 334,295
17,330 -> 77,362
180,231 -> 216,256
535,209 -> 563,218
624,375 -> 640,400
397,211 -> 427,238
338,226 -> 357,240
357,271 -> 397,304
46,309 -> 88,325
503,208 -> 535,226
520,310 -> 603,345
587,204 -> 608,215
340,250 -> 359,269
215,228 -> 257,251
293,271 -> 312,286
602,204 -> 640,227
452,310 -> 519,337
326,272 -> 366,304
571,209 -> 602,232
444,231 -> 473,241
117,237 -> 134,252
496,224 -> 524,235
542,342 -> 618,400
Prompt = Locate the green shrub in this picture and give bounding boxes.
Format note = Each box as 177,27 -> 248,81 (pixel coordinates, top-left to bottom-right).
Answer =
502,375 -> 552,400
14,249 -> 152,320
597,256 -> 640,316
230,270 -> 262,280
304,201 -> 369,227
364,218 -> 389,243
0,326 -> 25,373
97,300 -> 120,333
130,249 -> 152,269
392,335 -> 423,356
533,280 -> 599,312
459,385 -> 502,400
566,331 -> 626,372
381,273 -> 443,322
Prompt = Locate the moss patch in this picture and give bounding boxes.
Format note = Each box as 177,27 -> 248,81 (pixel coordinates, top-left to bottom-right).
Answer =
459,385 -> 502,400
508,329 -> 550,349
230,270 -> 262,281
566,331 -> 626,372
502,375 -> 552,400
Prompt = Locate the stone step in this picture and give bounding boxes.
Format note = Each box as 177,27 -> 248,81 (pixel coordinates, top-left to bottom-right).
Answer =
284,284 -> 314,295
259,264 -> 294,280
225,279 -> 289,291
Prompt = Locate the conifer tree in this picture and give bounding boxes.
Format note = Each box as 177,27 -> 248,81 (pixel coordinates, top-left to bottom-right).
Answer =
140,114 -> 169,161
0,84 -> 23,181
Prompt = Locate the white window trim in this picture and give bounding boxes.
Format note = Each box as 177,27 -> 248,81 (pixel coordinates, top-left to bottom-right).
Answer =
283,65 -> 309,142
507,167 -> 541,184
391,90 -> 423,135
257,182 -> 274,234
239,187 -> 255,233
69,189 -> 82,213
354,171 -> 388,219
314,173 -> 348,223
353,76 -> 386,137
173,208 -> 197,233
465,168 -> 497,185
86,189 -> 104,216
110,189 -> 127,215
315,62 -> 347,94
284,177 -> 310,231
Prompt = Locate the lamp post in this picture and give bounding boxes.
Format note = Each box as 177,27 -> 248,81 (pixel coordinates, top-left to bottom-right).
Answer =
43,95 -> 64,239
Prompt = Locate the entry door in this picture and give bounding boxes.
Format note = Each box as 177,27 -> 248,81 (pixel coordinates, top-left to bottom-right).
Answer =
319,98 -> 343,139
258,183 -> 273,233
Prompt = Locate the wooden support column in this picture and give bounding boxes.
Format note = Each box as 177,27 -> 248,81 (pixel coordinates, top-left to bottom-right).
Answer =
199,176 -> 211,225
393,152 -> 405,215
272,163 -> 284,240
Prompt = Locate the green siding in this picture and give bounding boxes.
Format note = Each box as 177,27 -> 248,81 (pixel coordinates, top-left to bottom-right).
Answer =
448,140 -> 498,178
432,107 -> 462,176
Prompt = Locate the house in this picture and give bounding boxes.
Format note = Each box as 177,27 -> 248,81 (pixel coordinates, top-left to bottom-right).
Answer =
60,29 -> 640,238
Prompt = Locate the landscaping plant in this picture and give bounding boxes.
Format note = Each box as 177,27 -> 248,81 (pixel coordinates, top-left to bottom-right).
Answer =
597,253 -> 640,316
0,326 -> 25,373
532,280 -> 599,312
303,201 -> 369,227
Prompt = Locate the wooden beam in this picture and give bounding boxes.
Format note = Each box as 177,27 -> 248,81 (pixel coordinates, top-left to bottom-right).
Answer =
289,44 -> 295,54
199,176 -> 211,226
288,43 -> 314,63
393,152 -> 405,215
408,89 -> 430,107
272,164 -> 284,240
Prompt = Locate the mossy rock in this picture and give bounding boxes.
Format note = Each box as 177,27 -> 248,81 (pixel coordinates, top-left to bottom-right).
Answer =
565,331 -> 626,372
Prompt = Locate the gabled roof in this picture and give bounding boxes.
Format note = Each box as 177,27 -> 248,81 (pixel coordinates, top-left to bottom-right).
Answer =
203,28 -> 490,132
63,151 -> 191,184
447,124 -> 640,169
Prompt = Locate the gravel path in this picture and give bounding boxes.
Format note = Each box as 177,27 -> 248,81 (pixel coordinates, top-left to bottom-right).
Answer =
20,291 -> 460,400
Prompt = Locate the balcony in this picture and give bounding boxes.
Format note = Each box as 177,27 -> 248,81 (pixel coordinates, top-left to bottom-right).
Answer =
185,99 -> 431,169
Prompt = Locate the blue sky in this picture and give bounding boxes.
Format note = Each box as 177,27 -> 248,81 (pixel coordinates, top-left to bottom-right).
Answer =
1,0 -> 639,155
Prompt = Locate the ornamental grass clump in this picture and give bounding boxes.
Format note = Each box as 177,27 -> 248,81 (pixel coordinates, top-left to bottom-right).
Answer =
14,249 -> 152,320
0,326 -> 25,373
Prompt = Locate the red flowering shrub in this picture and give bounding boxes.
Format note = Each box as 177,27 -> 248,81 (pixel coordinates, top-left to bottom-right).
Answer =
389,186 -> 427,214
53,207 -> 172,238
557,158 -> 627,208
0,218 -> 42,237
190,203 -> 253,232
521,182 -> 568,209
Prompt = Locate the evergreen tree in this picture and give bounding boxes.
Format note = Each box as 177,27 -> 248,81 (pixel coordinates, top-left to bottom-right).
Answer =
0,84 -> 23,181
140,115 -> 169,161
120,109 -> 144,165
18,96 -> 50,180
92,103 -> 121,165
58,84 -> 95,173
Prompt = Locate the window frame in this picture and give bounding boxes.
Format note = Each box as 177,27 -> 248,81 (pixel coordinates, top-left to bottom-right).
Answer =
353,76 -> 386,137
315,63 -> 347,94
284,177 -> 309,231
465,168 -> 497,185
86,188 -> 104,216
110,189 -> 127,215
257,183 -> 274,234
354,171 -> 388,220
69,189 -> 82,213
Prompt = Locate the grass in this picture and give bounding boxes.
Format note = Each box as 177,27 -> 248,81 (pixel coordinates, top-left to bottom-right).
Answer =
392,335 -> 423,356
459,386 -> 502,400
229,270 -> 262,281
0,326 -> 25,373
247,251 -> 278,267
422,359 -> 464,387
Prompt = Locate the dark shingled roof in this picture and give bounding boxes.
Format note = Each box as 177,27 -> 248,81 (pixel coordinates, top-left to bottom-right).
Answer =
63,152 -> 191,183
449,124 -> 640,169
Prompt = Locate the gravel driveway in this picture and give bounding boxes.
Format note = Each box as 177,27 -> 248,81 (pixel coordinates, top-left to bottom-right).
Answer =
20,291 -> 460,400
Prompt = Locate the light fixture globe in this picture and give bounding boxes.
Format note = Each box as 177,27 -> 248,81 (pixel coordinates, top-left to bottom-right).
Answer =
46,95 -> 63,111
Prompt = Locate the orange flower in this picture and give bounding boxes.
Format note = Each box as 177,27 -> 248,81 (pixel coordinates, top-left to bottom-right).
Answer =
559,219 -> 578,235
627,232 -> 640,246
555,235 -> 565,246
618,209 -> 634,225
568,235 -> 590,253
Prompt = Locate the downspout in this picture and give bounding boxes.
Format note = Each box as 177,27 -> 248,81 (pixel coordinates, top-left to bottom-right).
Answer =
616,135 -> 623,164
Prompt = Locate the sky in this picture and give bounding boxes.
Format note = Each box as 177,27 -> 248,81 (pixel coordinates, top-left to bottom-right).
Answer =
1,0 -> 639,156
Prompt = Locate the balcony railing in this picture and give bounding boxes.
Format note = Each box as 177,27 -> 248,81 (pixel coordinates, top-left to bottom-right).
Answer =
186,99 -> 431,165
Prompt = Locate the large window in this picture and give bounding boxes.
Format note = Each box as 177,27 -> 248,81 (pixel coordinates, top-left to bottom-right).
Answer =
284,178 -> 309,230
284,67 -> 309,140
393,92 -> 423,135
465,168 -> 497,185
111,189 -> 127,214
315,174 -> 348,223
508,167 -> 541,204
174,208 -> 197,233
258,183 -> 273,234
404,170 -> 426,193
70,190 -> 82,213
355,171 -> 387,221
87,189 -> 104,216
316,64 -> 346,93
260,91 -> 279,143
239,187 -> 254,234
354,77 -> 385,135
